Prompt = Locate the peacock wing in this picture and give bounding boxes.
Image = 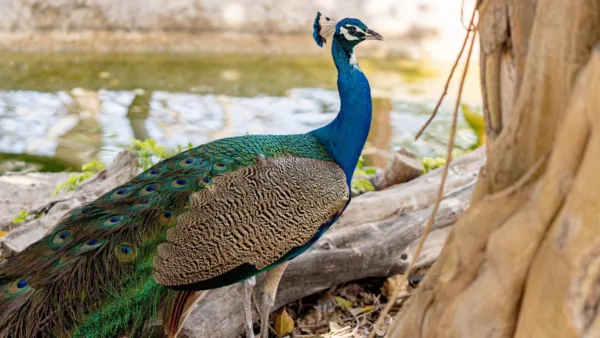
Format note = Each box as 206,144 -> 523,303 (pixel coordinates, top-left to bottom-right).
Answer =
153,156 -> 349,289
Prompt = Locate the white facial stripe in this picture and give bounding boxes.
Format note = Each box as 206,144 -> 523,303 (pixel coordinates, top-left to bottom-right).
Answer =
349,52 -> 358,65
347,25 -> 367,35
340,26 -> 359,41
349,51 -> 361,71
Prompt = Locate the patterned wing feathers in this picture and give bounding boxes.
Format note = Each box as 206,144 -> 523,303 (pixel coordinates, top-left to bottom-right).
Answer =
153,157 -> 349,287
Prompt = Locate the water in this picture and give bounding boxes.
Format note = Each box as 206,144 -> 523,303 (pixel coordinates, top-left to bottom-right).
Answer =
0,53 -> 481,174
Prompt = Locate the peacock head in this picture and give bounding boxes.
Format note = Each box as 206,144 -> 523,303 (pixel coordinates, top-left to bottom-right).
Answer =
313,12 -> 383,49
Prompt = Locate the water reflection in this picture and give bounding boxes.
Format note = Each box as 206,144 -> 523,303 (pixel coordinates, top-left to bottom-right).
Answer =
365,97 -> 394,168
55,89 -> 103,168
0,54 -> 481,174
127,90 -> 152,141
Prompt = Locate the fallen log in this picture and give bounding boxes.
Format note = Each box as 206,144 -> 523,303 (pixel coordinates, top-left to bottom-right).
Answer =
0,147 -> 485,337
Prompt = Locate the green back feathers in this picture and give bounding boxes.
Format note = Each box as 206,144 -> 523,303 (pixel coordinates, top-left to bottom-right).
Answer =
0,134 -> 333,338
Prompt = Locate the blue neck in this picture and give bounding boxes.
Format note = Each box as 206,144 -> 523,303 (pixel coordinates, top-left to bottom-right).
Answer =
310,38 -> 373,186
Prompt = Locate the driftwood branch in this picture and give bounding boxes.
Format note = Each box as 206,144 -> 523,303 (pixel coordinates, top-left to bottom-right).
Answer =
0,148 -> 485,337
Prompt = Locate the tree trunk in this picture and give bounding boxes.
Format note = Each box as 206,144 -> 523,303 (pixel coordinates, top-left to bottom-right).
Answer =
388,0 -> 600,337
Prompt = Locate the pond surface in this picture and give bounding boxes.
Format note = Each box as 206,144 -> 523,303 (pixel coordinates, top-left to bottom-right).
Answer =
0,53 -> 482,174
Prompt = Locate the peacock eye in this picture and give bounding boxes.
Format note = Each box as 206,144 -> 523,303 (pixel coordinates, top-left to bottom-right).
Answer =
347,26 -> 357,34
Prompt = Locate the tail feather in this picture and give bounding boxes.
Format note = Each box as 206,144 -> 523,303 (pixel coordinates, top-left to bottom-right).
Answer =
164,290 -> 207,338
0,145 -> 220,337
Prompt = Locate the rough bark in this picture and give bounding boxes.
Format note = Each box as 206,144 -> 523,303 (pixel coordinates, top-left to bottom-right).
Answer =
388,0 -> 600,337
0,147 -> 485,337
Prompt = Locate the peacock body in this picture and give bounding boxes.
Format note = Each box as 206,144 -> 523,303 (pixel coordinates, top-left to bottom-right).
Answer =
0,13 -> 382,338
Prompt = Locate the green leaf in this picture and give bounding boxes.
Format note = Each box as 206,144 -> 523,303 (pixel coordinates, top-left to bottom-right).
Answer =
365,167 -> 377,175
356,156 -> 365,170
335,296 -> 354,310
354,155 -> 376,178
352,179 -> 375,192
126,138 -> 183,170
12,208 -> 44,224
421,157 -> 446,174
54,159 -> 104,196
81,160 -> 105,172
12,209 -> 29,224
351,178 -> 375,196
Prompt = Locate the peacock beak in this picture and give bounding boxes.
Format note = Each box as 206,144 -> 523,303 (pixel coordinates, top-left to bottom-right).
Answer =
366,29 -> 383,41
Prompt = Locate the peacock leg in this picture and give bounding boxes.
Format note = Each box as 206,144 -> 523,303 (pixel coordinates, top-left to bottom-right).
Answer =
258,262 -> 289,338
243,276 -> 257,338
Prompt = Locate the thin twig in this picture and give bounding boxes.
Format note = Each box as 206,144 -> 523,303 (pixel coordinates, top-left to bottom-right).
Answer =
368,9 -> 479,338
460,0 -> 477,32
414,6 -> 478,141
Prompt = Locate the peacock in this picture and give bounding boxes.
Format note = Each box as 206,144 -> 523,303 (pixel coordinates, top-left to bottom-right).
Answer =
0,12 -> 382,338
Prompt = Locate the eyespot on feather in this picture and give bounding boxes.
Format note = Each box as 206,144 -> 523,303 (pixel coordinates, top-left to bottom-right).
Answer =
107,185 -> 132,200
77,238 -> 106,253
211,162 -> 228,173
212,157 -> 237,173
114,243 -> 136,263
139,167 -> 162,179
139,183 -> 159,196
7,278 -> 31,296
159,210 -> 175,226
81,206 -> 90,214
102,215 -> 124,228
130,196 -> 154,210
170,178 -> 190,189
177,157 -> 200,168
68,205 -> 91,220
50,230 -> 72,249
